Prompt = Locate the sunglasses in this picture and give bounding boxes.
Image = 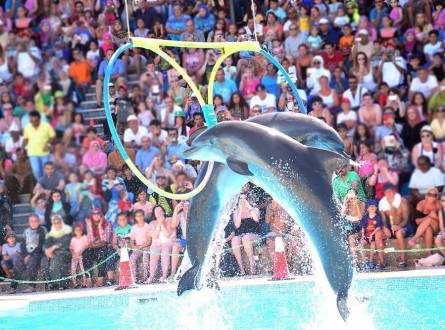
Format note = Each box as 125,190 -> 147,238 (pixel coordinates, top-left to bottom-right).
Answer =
313,61 -> 321,64
427,193 -> 438,197
421,134 -> 431,138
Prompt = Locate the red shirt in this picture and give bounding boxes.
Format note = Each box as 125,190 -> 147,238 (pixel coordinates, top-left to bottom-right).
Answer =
321,51 -> 344,72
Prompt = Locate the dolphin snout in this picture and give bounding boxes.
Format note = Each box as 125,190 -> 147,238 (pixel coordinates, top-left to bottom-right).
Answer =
183,146 -> 198,159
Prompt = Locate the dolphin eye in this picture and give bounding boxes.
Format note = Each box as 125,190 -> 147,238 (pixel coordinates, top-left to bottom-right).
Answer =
209,137 -> 216,145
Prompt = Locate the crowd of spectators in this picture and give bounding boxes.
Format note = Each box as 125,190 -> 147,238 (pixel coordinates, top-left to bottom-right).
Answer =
2,0 -> 445,293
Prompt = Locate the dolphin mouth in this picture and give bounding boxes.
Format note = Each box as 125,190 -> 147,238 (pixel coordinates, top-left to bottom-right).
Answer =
183,146 -> 198,159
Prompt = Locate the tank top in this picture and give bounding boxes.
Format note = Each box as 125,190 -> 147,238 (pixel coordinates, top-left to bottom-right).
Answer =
362,71 -> 377,92
319,90 -> 335,108
420,142 -> 439,164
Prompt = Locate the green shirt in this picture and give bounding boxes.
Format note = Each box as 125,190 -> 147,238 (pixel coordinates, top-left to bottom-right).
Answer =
332,171 -> 367,203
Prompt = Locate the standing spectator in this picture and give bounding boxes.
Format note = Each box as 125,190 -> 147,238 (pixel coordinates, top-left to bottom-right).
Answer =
69,223 -> 89,288
23,111 -> 55,180
360,200 -> 386,269
1,233 -> 24,294
129,209 -> 151,283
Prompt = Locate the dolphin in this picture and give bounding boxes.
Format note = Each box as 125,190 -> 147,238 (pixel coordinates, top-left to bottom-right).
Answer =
182,120 -> 352,321
178,114 -> 346,298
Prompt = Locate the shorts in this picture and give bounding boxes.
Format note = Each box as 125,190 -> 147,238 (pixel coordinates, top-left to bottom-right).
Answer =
1,259 -> 13,269
387,223 -> 415,238
177,239 -> 187,249
345,222 -> 361,236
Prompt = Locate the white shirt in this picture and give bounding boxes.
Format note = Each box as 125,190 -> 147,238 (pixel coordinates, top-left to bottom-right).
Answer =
380,57 -> 406,88
337,111 -> 357,125
123,126 -> 149,146
250,93 -> 277,113
408,167 -> 444,194
410,75 -> 439,99
160,104 -> 182,128
148,130 -> 168,145
16,47 -> 41,78
424,42 -> 443,59
4,137 -> 23,161
342,86 -> 368,109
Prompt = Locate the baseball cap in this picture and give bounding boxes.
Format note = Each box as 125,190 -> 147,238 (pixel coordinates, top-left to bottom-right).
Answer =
175,110 -> 186,118
319,17 -> 329,24
126,114 -> 138,122
421,125 -> 433,133
341,97 -> 350,105
383,183 -> 396,191
366,199 -> 378,207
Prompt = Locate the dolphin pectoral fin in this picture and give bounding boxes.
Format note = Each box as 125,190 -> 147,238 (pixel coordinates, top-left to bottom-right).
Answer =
337,292 -> 350,321
227,157 -> 253,176
177,264 -> 201,296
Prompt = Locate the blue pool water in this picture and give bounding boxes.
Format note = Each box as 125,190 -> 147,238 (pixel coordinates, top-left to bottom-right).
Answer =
1,275 -> 444,330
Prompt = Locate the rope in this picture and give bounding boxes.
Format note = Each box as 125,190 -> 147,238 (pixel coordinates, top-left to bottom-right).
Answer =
353,246 -> 445,253
251,0 -> 258,43
124,0 -> 131,40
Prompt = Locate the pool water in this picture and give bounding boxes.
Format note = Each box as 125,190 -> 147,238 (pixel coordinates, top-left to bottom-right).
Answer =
1,274 -> 444,330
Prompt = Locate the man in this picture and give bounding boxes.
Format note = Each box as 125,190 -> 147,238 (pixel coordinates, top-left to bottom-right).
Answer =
96,49 -> 125,107
160,96 -> 182,129
266,0 -> 287,22
135,136 -> 160,172
377,41 -> 406,89
321,42 -> 344,72
351,30 -> 374,61
147,119 -> 168,149
409,156 -> 444,202
375,107 -> 402,145
342,75 -> 368,111
423,30 -> 443,61
378,183 -> 412,268
4,148 -> 34,203
165,4 -> 191,41
284,24 -> 307,61
15,39 -> 41,81
23,111 -> 55,180
318,17 -> 340,45
409,67 -> 440,99
180,19 -> 205,42
250,84 -> 277,113
123,115 -> 149,148
333,164 -> 367,204
161,128 -> 187,170
134,0 -> 157,32
213,68 -> 237,104
107,142 -> 136,174
370,0 -> 388,29
33,161 -> 65,197
261,64 -> 279,96
69,48 -> 92,95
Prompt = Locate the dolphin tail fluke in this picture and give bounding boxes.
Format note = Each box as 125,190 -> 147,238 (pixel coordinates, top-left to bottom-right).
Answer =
177,264 -> 200,296
337,292 -> 350,321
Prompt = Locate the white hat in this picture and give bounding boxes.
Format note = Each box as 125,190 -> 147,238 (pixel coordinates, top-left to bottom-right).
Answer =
126,114 -> 138,122
319,17 -> 329,24
421,125 -> 433,133
9,122 -> 19,132
358,29 -> 369,35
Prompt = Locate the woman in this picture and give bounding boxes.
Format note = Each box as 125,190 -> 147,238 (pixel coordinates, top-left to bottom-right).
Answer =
401,106 -> 428,151
182,35 -> 205,82
356,142 -> 378,197
357,16 -> 377,41
385,89 -> 406,122
171,200 -> 189,277
41,214 -> 72,290
353,124 -> 374,158
408,187 -> 442,255
411,125 -> 443,169
402,28 -> 423,59
309,96 -> 333,126
379,16 -> 397,40
262,12 -> 283,41
82,141 -> 107,176
330,66 -> 349,95
341,190 -> 365,264
410,92 -> 429,121
389,0 -> 404,28
368,158 -> 399,200
228,92 -> 249,121
111,20 -> 128,47
358,93 -> 382,132
0,45 -> 13,83
132,190 -> 153,219
431,106 -> 445,144
44,190 -> 72,230
84,208 -> 115,287
317,75 -> 339,110
145,205 -> 176,283
173,111 -> 189,142
231,193 -> 261,275
307,56 -> 331,95
296,44 -> 313,88
351,52 -> 377,92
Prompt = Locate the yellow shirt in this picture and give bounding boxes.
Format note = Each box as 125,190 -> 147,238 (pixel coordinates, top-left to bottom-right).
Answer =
299,16 -> 310,33
24,122 -> 55,156
431,119 -> 445,140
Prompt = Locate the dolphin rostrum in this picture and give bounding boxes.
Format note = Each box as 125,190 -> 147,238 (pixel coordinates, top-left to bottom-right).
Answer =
182,120 -> 352,321
177,114 -> 346,298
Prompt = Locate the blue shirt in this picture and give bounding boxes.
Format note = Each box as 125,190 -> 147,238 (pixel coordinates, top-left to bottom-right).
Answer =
135,146 -> 161,172
369,7 -> 389,29
166,14 -> 191,41
261,74 -> 279,97
194,14 -> 215,32
98,59 -> 125,78
165,142 -> 188,169
214,79 -> 237,104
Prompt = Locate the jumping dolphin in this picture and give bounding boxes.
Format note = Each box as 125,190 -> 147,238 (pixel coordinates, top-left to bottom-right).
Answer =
182,121 -> 352,321
177,114 -> 347,298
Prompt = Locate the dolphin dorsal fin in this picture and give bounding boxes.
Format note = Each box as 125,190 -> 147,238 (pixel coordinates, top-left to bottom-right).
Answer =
227,157 -> 253,176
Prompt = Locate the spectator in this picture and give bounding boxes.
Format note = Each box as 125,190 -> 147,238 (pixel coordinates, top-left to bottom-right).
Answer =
333,164 -> 367,204
33,161 -> 65,198
250,84 -> 276,114
123,114 -> 149,149
409,156 -> 444,202
69,223 -> 90,288
1,232 -> 24,293
41,214 -> 72,290
360,200 -> 385,270
342,75 -> 368,111
409,67 -> 440,99
129,209 -> 151,283
132,190 -> 153,219
82,141 -> 108,176
379,183 -> 412,268
341,190 -> 364,265
214,68 -> 237,104
411,125 -> 443,169
161,128 -> 188,170
171,200 -> 189,277
166,4 -> 190,41
44,190 -> 72,230
23,111 -> 55,180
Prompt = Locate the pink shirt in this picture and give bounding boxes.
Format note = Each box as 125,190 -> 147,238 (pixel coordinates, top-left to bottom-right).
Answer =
130,223 -> 151,246
70,236 -> 89,256
132,201 -> 153,218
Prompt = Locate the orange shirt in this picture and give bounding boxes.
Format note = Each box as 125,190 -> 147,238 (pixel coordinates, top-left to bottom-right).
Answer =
69,60 -> 92,85
339,35 -> 354,56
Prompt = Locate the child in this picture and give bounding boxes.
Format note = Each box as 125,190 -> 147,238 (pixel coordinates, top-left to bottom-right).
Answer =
72,113 -> 86,145
30,195 -> 47,226
1,233 -> 24,293
129,210 -> 151,283
69,223 -> 90,288
21,215 -> 47,293
223,56 -> 237,82
112,212 -> 132,251
307,26 -> 323,52
118,190 -> 132,213
360,200 -> 386,270
65,172 -> 82,218
132,190 -> 153,219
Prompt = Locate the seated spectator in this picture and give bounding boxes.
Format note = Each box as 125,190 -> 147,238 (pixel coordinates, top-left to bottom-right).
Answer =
351,52 -> 377,92
360,200 -> 385,270
82,141 -> 108,176
193,4 -> 216,36
84,209 -> 115,287
337,124 -> 353,156
82,127 -> 106,152
368,158 -> 399,200
436,192 -> 445,256
307,55 -> 331,95
411,125 -> 443,169
4,148 -> 34,203
130,210 -> 151,283
44,190 -> 71,230
149,174 -> 175,217
145,205 -> 175,283
358,93 -> 382,133
123,115 -> 149,149
70,223 -> 90,288
249,84 -> 276,114
342,75 -> 368,111
401,106 -> 428,151
379,184 -> 412,268
431,109 -> 445,148
409,187 -> 442,254
162,128 -> 188,170
308,96 -> 332,126
356,141 -> 378,196
165,4 -> 190,41
107,142 -> 136,174
33,161 -> 65,198
337,98 -> 357,133
122,165 -> 144,200
333,164 -> 367,204
409,156 -> 444,203
1,232 -> 24,294
316,75 -> 339,111
148,119 -> 168,149
41,214 -> 72,290
231,193 -> 261,275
